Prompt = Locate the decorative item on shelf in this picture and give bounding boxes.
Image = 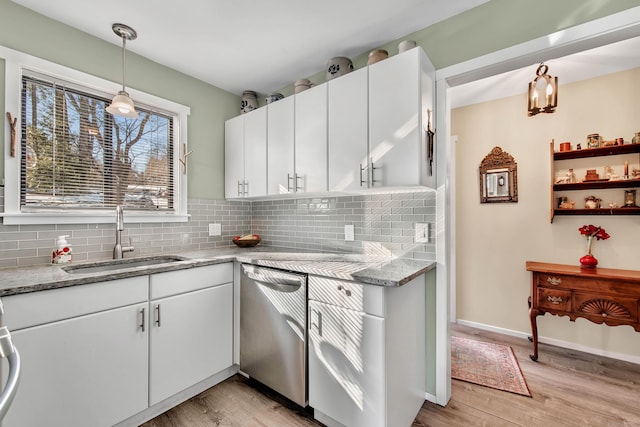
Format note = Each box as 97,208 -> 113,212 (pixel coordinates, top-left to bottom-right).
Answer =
559,142 -> 571,152
232,234 -> 261,248
106,23 -> 138,118
527,62 -> 557,116
240,90 -> 258,114
584,195 -> 601,209
576,143 -> 582,150
398,39 -> 417,53
265,93 -> 284,104
294,79 -> 312,94
578,224 -> 610,268
624,189 -> 637,207
586,133 -> 602,148
584,169 -> 599,181
326,57 -> 353,81
557,196 -> 575,209
367,49 -> 388,65
632,168 -> 640,179
632,132 -> 640,144
617,137 -> 624,145
624,161 -> 629,179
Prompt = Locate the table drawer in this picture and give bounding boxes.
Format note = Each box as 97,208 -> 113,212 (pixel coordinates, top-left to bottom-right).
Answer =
574,293 -> 638,322
535,274 -> 579,289
537,287 -> 572,312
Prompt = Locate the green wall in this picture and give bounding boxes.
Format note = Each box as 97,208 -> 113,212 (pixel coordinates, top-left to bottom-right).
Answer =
0,0 -> 238,200
2,0 -> 640,199
278,0 -> 640,95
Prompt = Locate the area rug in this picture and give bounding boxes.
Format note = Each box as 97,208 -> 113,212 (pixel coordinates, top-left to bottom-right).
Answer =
451,336 -> 532,397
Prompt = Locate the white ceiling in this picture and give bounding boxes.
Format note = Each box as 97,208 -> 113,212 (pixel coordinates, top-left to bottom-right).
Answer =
11,0 -> 489,96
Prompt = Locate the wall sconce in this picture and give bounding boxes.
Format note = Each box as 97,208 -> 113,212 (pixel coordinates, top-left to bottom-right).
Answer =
106,23 -> 138,118
527,63 -> 557,117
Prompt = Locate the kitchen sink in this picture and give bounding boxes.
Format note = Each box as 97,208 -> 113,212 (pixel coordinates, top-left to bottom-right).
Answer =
63,255 -> 188,274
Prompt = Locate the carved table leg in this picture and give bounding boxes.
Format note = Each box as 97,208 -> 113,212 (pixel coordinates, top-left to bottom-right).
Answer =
529,302 -> 540,361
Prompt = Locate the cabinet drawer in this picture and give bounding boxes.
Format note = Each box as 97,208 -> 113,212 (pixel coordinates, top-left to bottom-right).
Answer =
535,274 -> 580,289
2,276 -> 149,330
150,262 -> 233,299
537,288 -> 572,312
574,293 -> 638,322
308,276 -> 384,317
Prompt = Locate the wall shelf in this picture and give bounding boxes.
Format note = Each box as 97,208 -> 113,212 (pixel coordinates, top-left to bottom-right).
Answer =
549,140 -> 640,222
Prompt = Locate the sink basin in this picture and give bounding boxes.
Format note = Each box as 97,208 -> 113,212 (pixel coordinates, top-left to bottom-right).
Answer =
63,255 -> 188,274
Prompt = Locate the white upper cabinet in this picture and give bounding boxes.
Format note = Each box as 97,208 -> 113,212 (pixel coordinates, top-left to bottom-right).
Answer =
328,67 -> 369,192
267,96 -> 295,195
224,108 -> 267,198
294,84 -> 328,193
224,47 -> 435,199
369,47 -> 435,188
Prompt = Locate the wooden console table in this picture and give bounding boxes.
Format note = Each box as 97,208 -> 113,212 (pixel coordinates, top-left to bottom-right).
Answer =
526,261 -> 640,361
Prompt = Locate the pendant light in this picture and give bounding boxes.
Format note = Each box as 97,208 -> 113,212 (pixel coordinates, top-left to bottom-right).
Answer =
106,23 -> 138,118
527,62 -> 557,117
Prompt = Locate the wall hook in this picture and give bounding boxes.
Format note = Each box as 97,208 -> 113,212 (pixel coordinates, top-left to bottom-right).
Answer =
179,143 -> 193,174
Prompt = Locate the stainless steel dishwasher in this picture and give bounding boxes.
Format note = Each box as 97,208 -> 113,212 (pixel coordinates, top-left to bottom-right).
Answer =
240,264 -> 308,407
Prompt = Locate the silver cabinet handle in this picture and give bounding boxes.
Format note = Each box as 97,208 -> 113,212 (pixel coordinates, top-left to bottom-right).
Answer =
155,304 -> 161,327
359,163 -> 367,187
310,309 -> 322,337
237,180 -> 243,197
140,307 -> 145,332
295,173 -> 303,192
370,160 -> 380,186
243,180 -> 249,196
287,173 -> 293,192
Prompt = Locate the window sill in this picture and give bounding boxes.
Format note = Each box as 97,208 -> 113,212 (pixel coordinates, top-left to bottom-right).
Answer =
0,211 -> 190,225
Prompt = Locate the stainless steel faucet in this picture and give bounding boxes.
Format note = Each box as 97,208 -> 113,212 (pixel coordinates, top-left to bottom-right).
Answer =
113,205 -> 134,259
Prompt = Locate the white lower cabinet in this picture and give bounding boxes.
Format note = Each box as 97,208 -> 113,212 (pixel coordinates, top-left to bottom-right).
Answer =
149,283 -> 233,405
1,263 -> 234,427
308,275 -> 426,427
1,277 -> 149,427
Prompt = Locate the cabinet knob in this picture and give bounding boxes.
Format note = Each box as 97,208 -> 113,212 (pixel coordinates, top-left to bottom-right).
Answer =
337,285 -> 352,297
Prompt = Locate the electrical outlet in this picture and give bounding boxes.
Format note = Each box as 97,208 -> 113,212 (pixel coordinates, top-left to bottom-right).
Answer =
415,223 -> 430,243
344,224 -> 355,241
208,223 -> 222,236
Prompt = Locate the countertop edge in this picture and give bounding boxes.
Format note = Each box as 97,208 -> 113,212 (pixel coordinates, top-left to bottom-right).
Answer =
0,248 -> 436,296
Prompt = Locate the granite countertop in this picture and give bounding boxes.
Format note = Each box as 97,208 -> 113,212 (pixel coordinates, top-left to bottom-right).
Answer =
0,246 -> 436,296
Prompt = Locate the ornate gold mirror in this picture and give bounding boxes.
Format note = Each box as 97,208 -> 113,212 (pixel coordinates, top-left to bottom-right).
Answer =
479,146 -> 518,203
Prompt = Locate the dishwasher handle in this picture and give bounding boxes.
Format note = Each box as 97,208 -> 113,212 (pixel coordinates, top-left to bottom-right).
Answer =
241,265 -> 306,291
0,327 -> 20,422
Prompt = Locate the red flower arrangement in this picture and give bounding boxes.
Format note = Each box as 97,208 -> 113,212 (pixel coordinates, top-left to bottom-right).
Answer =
578,224 -> 610,267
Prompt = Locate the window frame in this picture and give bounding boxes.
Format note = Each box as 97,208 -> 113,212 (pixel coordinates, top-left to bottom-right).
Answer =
1,46 -> 190,224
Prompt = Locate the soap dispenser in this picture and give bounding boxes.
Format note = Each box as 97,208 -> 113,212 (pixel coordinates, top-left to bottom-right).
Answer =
52,235 -> 73,265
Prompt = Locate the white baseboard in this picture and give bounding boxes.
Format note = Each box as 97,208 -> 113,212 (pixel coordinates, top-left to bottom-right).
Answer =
456,319 -> 640,365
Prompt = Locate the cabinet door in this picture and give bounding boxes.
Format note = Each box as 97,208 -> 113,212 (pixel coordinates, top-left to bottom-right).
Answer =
149,283 -> 233,405
328,67 -> 369,192
295,84 -> 328,193
308,300 -> 385,427
369,49 -> 423,187
225,115 -> 245,198
243,108 -> 268,197
2,303 -> 148,427
267,97 -> 295,195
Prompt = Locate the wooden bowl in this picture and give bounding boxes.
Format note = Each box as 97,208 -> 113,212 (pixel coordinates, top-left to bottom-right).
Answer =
232,238 -> 261,248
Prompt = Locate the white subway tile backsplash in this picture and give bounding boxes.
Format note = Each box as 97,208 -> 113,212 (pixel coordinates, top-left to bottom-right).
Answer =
0,184 -> 436,267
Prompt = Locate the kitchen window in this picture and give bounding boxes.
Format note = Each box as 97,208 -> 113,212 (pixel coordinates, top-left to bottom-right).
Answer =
1,46 -> 190,224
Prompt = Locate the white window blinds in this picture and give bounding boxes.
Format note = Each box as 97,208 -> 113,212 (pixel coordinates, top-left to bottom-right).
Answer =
21,73 -> 174,212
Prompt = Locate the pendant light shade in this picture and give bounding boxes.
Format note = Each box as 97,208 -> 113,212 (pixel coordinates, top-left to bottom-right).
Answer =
107,23 -> 138,118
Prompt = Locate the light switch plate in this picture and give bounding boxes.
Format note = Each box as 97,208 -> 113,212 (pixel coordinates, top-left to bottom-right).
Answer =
415,223 -> 430,243
344,224 -> 355,241
209,223 -> 222,236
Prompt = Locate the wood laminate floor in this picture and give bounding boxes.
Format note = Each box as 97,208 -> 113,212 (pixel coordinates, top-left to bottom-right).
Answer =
143,323 -> 640,427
